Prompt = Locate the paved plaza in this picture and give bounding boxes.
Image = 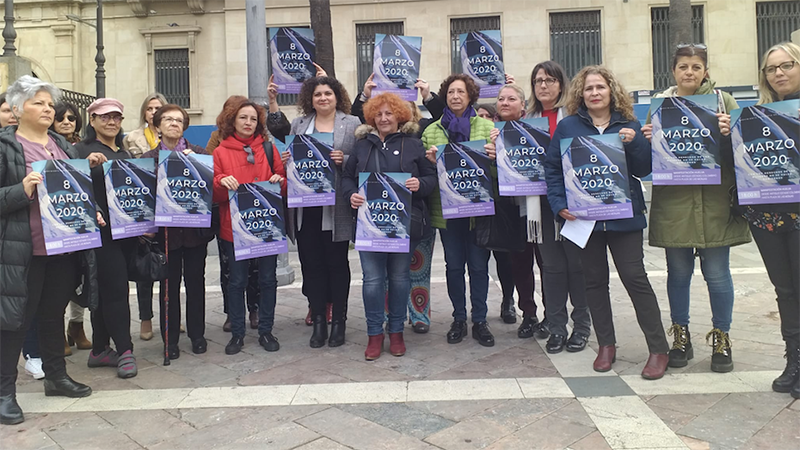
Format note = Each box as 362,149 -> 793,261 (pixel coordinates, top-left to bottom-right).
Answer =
1,236 -> 798,450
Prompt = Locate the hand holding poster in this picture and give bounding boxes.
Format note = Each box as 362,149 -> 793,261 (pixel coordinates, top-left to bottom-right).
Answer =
436,140 -> 495,219
372,34 -> 422,101
31,158 -> 101,255
155,151 -> 214,228
731,99 -> 800,205
355,172 -> 412,253
286,133 -> 337,208
269,27 -> 316,94
459,30 -> 504,98
560,134 -> 633,221
229,181 -> 288,261
103,158 -> 157,239
495,118 -> 550,196
650,94 -> 722,185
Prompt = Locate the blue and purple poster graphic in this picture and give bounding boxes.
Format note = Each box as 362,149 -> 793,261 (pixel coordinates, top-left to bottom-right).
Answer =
355,172 -> 411,254
372,34 -> 422,101
495,118 -> 550,196
459,30 -> 504,98
269,27 -> 316,94
436,140 -> 495,219
229,181 -> 288,261
103,158 -> 157,240
286,133 -> 336,208
155,151 -> 213,228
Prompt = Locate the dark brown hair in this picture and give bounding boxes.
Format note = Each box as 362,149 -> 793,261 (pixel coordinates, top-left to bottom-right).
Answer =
437,74 -> 480,107
215,96 -> 267,140
671,45 -> 708,70
296,76 -> 351,116
527,60 -> 570,116
153,104 -> 190,131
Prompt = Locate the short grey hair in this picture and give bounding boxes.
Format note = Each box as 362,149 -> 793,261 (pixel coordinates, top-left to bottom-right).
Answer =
6,75 -> 61,114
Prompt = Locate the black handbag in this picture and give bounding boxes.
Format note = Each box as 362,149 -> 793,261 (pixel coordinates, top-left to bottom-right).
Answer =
473,192 -> 527,253
127,237 -> 169,282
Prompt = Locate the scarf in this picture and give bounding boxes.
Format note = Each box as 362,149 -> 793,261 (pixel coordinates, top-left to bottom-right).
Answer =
159,137 -> 187,152
233,132 -> 258,147
441,106 -> 476,143
144,125 -> 160,150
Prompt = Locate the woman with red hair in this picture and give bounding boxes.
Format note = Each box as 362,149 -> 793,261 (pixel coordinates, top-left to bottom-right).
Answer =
212,96 -> 287,355
341,93 -> 437,360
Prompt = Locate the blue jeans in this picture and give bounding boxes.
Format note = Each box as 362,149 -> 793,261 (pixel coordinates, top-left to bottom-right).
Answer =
361,250 -> 413,336
439,219 -> 491,323
220,240 -> 278,338
666,246 -> 734,332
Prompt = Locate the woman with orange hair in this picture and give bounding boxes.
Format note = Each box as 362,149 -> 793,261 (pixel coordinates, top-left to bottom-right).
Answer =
341,93 -> 437,360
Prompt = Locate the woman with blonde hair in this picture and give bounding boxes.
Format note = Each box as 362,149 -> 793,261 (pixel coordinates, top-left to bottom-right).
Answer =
545,66 -> 669,379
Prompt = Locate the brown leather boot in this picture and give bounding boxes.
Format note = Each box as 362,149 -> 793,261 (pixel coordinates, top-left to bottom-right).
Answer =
64,335 -> 72,356
642,353 -> 669,380
389,332 -> 406,357
67,322 -> 92,349
593,345 -> 616,372
365,334 -> 384,361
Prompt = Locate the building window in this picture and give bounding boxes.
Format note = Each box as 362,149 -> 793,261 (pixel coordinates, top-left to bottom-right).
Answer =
757,1 -> 800,64
450,16 -> 501,75
651,5 -> 705,91
549,11 -> 602,78
355,22 -> 404,95
154,49 -> 191,109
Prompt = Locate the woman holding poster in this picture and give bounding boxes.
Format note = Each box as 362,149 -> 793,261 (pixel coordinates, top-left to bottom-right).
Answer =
421,74 -> 496,347
213,97 -> 287,356
545,66 -> 670,379
0,76 -> 98,425
640,45 -> 749,373
747,42 -> 800,398
341,93 -> 437,360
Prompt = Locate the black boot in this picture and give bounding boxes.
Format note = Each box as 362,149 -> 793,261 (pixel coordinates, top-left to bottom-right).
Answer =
773,341 -> 800,393
310,315 -> 328,348
706,328 -> 733,373
0,394 -> 23,425
500,298 -> 517,324
667,324 -> 693,368
43,376 -> 92,398
329,320 -> 346,347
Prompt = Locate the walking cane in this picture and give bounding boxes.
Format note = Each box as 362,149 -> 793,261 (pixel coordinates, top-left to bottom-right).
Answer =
163,228 -> 170,366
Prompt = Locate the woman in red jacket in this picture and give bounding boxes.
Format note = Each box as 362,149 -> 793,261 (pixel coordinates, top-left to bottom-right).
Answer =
212,97 -> 286,355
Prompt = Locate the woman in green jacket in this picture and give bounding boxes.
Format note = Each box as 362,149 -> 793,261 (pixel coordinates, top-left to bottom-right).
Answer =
641,44 -> 750,373
421,74 -> 495,347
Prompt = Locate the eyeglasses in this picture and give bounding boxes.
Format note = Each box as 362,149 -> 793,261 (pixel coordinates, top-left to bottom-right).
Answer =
243,145 -> 255,164
763,61 -> 796,76
58,115 -> 76,123
93,114 -> 124,124
534,77 -> 558,87
161,117 -> 184,125
676,43 -> 707,50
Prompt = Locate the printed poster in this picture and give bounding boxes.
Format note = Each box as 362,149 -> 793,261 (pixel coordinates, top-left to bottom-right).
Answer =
495,118 -> 550,196
459,30 -> 505,98
650,94 -> 722,185
229,181 -> 288,261
103,158 -> 157,240
731,99 -> 800,205
436,140 -> 495,219
372,34 -> 422,101
286,133 -> 336,208
31,159 -> 101,255
560,134 -> 633,221
154,151 -> 213,228
269,27 -> 316,94
355,172 -> 412,253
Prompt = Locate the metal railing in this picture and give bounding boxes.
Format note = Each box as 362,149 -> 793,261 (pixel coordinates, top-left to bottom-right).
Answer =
356,21 -> 404,94
550,10 -> 602,78
60,89 -> 96,138
155,48 -> 191,109
651,5 -> 704,91
756,0 -> 800,64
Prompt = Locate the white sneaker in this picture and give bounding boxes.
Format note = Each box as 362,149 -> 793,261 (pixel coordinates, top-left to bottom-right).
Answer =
24,355 -> 44,380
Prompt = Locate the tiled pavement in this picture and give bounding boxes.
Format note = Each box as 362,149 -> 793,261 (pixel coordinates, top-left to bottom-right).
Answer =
2,239 -> 798,450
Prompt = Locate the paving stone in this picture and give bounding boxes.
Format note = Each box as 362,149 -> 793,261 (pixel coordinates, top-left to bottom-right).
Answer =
565,376 -> 636,397
43,413 -> 144,450
231,421 -> 319,449
548,400 -> 595,428
649,404 -> 699,431
424,416 -> 514,450
679,435 -> 713,450
0,425 -> 59,450
484,413 -> 595,450
338,403 -> 455,439
97,409 -> 196,447
293,437 -> 354,450
477,398 -> 573,431
739,408 -> 800,450
126,365 -> 200,390
646,393 -> 727,416
407,399 -> 506,422
790,399 -> 800,411
569,430 -> 613,450
580,396 -> 686,449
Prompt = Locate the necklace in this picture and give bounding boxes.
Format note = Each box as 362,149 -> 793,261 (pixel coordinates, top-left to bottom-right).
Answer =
593,118 -> 610,127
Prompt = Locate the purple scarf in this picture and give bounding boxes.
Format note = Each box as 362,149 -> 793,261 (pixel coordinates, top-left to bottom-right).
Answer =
441,106 -> 476,143
160,137 -> 187,152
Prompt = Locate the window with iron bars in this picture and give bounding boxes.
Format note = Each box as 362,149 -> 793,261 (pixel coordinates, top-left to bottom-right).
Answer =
549,11 -> 602,79
450,16 -> 501,76
154,49 -> 190,109
651,5 -> 705,91
266,26 -> 312,107
356,22 -> 404,95
756,1 -> 800,65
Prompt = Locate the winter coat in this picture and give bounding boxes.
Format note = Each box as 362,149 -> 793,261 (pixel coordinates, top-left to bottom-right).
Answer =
0,127 -> 99,331
647,79 -> 751,248
420,115 -> 495,228
351,93 -> 446,138
289,110 -> 361,242
545,107 -> 651,233
341,123 -> 438,237
122,125 -> 152,158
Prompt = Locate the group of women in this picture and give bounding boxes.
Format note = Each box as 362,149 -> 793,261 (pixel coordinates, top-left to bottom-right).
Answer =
0,41 -> 798,426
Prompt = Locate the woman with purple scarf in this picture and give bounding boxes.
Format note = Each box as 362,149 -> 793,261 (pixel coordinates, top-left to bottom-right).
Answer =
421,74 -> 496,347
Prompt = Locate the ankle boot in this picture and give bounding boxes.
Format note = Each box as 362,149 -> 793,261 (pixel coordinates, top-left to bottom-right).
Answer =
593,345 -> 616,372
64,335 -> 72,356
365,334 -> 384,361
500,298 -> 517,324
328,320 -> 345,347
667,324 -> 693,368
0,394 -> 23,425
310,315 -> 328,348
773,341 -> 800,393
642,353 -> 669,380
67,322 -> 92,349
389,332 -> 406,356
706,328 -> 733,373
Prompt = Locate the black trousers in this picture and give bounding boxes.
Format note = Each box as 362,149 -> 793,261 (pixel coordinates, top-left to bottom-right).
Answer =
91,239 -> 134,355
296,206 -> 350,320
158,245 -> 207,345
0,253 -> 79,395
581,230 -> 669,354
494,251 -> 515,301
751,225 -> 800,344
136,281 -> 156,321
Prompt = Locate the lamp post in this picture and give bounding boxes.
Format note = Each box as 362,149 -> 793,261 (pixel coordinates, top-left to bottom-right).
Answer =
95,0 -> 105,98
3,0 -> 16,57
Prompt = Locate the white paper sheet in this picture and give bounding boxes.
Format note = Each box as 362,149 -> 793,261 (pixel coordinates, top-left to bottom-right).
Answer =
560,219 -> 596,249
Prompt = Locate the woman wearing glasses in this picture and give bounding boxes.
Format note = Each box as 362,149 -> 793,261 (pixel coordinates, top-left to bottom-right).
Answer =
748,42 -> 800,398
213,96 -> 286,355
141,104 -> 211,358
640,44 -> 749,373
